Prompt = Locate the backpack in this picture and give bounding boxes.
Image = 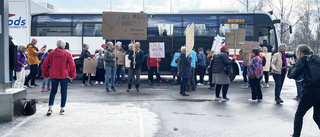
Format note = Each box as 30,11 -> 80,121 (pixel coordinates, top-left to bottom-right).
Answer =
23,99 -> 36,116
262,56 -> 266,66
306,54 -> 320,85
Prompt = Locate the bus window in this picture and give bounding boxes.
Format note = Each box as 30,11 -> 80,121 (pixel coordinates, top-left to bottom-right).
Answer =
182,15 -> 218,36
269,29 -> 276,49
32,15 -> 72,36
148,15 -> 182,36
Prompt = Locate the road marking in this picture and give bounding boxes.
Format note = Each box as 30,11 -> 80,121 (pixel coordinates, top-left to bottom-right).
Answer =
2,115 -> 34,137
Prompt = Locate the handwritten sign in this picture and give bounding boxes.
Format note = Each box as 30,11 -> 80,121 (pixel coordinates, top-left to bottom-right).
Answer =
212,35 -> 225,53
117,52 -> 126,65
186,23 -> 195,56
83,59 -> 96,74
149,42 -> 165,58
243,41 -> 260,53
125,54 -> 131,68
102,12 -> 147,40
225,29 -> 245,50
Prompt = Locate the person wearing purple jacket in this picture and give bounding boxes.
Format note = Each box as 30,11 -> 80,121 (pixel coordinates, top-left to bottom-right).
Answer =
14,46 -> 28,89
248,49 -> 263,102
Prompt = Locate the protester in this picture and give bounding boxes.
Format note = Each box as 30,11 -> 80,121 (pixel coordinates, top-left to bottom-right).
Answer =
170,49 -> 181,84
104,42 -> 117,92
260,40 -> 273,52
212,45 -> 235,102
127,42 -> 144,92
287,44 -> 320,137
241,63 -> 250,88
206,50 -> 215,90
64,42 -> 72,56
187,49 -> 197,91
271,44 -> 288,104
115,42 -> 126,85
101,43 -> 107,51
261,47 -> 270,88
248,49 -> 263,102
147,51 -> 162,86
39,49 -> 53,92
80,44 -> 93,86
197,47 -> 206,86
126,43 -> 136,84
24,38 -> 46,88
42,39 -> 76,115
95,48 -> 105,85
178,46 -> 192,96
14,45 -> 28,89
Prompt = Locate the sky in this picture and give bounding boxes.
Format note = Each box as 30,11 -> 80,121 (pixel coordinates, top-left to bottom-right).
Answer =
34,0 -> 242,13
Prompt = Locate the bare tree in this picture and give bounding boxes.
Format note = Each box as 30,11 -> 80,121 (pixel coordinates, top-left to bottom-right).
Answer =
236,0 -> 265,12
315,0 -> 320,54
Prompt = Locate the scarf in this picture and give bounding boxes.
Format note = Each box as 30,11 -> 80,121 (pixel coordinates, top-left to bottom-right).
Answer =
281,51 -> 287,72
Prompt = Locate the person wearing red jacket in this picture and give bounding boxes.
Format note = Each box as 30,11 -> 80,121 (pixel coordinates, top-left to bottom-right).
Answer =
147,54 -> 162,86
42,39 -> 76,116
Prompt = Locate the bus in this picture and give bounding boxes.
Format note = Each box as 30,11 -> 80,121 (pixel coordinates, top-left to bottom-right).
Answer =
29,12 -> 291,81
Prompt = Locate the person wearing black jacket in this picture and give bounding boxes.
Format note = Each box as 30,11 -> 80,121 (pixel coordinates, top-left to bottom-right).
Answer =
288,44 -> 320,137
127,42 -> 144,92
80,44 -> 93,86
178,46 -> 192,96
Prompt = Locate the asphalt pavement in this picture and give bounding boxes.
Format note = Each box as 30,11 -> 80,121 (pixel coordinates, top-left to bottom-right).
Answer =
0,76 -> 319,137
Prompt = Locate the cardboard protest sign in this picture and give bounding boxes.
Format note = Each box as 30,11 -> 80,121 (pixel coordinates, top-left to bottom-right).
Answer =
102,12 -> 147,40
261,52 -> 272,71
149,42 -> 165,58
186,23 -> 195,56
117,52 -> 126,65
125,54 -> 131,68
83,59 -> 96,74
242,41 -> 260,53
212,35 -> 225,53
239,50 -> 250,66
225,29 -> 245,50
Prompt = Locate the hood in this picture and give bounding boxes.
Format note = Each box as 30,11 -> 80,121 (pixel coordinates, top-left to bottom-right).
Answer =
51,48 -> 68,58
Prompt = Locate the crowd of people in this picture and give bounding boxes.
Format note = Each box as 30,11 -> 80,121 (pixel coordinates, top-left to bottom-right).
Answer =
13,38 -> 320,137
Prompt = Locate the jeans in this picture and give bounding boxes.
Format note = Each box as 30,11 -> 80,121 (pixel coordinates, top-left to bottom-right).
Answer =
148,67 -> 161,83
25,64 -> 38,85
273,72 -> 286,99
295,75 -> 304,99
180,78 -> 188,94
116,65 -> 125,82
14,68 -> 25,89
171,67 -> 178,81
42,78 -> 51,89
293,87 -> 320,137
96,68 -> 105,82
243,66 -> 248,83
198,66 -> 206,83
49,78 -> 69,107
105,66 -> 117,89
249,78 -> 263,100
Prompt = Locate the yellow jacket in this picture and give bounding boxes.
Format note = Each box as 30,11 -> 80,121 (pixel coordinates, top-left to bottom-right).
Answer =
27,44 -> 45,65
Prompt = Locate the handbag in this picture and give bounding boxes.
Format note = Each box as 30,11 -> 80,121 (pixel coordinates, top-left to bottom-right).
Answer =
248,72 -> 255,79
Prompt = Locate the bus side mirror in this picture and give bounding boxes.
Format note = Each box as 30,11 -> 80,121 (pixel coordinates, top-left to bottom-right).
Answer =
289,25 -> 292,34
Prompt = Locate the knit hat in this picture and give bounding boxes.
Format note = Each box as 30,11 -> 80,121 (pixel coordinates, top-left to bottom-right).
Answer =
101,44 -> 107,47
220,45 -> 226,51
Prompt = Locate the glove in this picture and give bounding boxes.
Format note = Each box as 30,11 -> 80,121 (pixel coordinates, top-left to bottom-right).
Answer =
42,45 -> 47,49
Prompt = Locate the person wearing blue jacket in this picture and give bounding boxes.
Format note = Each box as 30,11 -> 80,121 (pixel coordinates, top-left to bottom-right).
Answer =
187,49 -> 197,91
170,49 -> 181,84
197,47 -> 207,85
178,46 -> 192,96
37,49 -> 53,92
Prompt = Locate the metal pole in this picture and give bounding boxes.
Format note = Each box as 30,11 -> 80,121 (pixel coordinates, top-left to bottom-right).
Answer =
0,0 -> 9,85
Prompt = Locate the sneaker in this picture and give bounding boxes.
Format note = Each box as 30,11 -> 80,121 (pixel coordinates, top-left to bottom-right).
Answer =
214,97 -> 222,101
46,109 -> 52,116
221,98 -> 230,102
181,93 -> 190,96
95,81 -> 99,85
81,83 -> 87,86
29,85 -> 35,88
127,89 -> 131,92
275,97 -> 284,104
159,80 -> 162,83
31,84 -> 39,87
111,87 -> 116,92
136,88 -> 139,92
41,88 -> 48,92
266,83 -> 270,88
23,85 -> 30,88
148,80 -> 151,83
293,97 -> 300,101
248,99 -> 258,102
106,88 -> 109,92
197,83 -> 202,86
60,109 -> 65,115
100,82 -> 103,85
48,87 -> 51,91
241,84 -> 249,89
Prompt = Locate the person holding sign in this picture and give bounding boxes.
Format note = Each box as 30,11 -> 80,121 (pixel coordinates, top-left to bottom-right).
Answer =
147,51 -> 162,86
104,42 -> 117,92
127,42 -> 144,92
95,48 -> 105,85
80,44 -> 93,86
115,42 -> 126,85
178,46 -> 192,96
211,46 -> 235,102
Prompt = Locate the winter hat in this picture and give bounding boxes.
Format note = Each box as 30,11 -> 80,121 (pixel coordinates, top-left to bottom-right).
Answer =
101,44 -> 107,48
220,45 -> 226,51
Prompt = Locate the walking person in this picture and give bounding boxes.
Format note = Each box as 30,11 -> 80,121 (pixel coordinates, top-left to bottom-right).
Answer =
39,49 -> 53,92
212,46 -> 235,102
95,48 -> 105,85
170,49 -> 181,84
197,47 -> 206,86
147,52 -> 162,86
247,49 -> 263,102
127,42 -> 144,92
80,44 -> 93,86
288,44 -> 320,137
24,38 -> 46,87
178,46 -> 192,96
271,44 -> 288,104
14,46 -> 28,89
104,42 -> 117,92
42,39 -> 76,115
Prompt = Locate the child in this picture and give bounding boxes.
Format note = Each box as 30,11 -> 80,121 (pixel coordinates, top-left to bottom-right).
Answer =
38,49 -> 53,92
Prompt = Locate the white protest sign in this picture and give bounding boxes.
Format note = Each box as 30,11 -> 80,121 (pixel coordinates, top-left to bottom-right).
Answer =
211,35 -> 225,53
149,42 -> 165,58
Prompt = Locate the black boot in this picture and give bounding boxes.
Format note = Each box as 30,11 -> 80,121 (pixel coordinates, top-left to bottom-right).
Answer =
135,84 -> 139,92
127,84 -> 131,92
